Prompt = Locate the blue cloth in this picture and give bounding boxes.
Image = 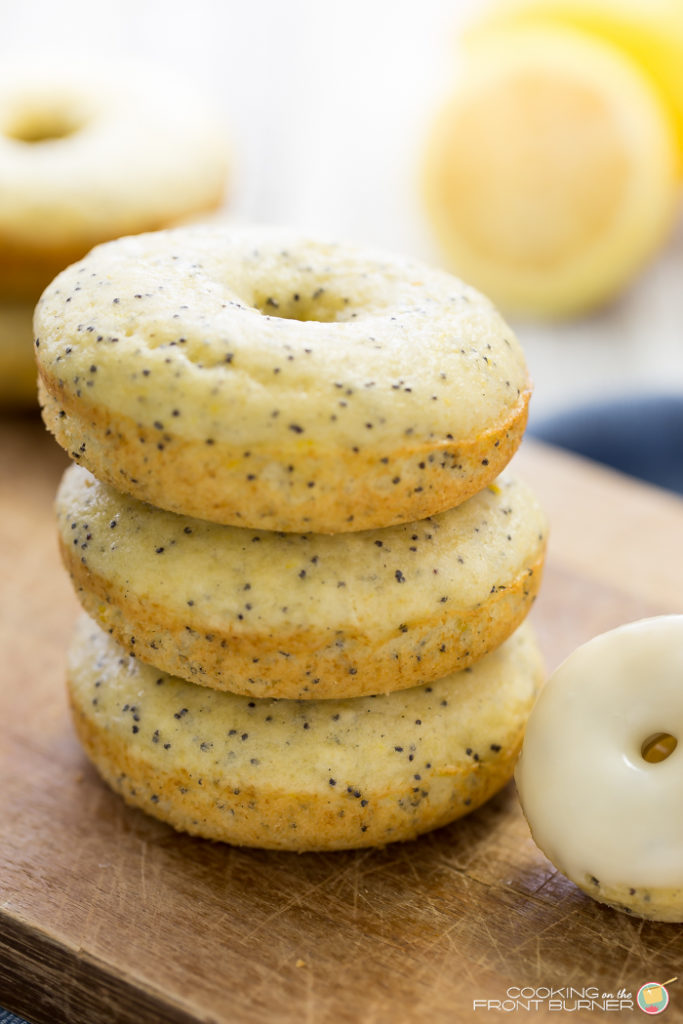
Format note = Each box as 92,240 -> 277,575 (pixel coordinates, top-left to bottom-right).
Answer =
0,1012 -> 30,1024
528,394 -> 683,495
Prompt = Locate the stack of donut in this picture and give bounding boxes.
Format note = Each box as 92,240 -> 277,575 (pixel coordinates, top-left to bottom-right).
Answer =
35,223 -> 547,851
0,60 -> 229,405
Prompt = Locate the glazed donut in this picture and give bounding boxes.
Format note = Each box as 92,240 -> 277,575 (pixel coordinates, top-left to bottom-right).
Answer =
56,463 -> 547,699
516,616 -> 683,922
35,224 -> 532,533
68,615 -> 544,851
0,59 -> 229,300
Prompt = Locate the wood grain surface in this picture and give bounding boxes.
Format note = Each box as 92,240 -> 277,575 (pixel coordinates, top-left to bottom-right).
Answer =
2,415 -> 683,1024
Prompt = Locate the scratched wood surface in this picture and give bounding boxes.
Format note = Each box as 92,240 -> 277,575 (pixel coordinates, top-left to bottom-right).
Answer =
2,415 -> 683,1024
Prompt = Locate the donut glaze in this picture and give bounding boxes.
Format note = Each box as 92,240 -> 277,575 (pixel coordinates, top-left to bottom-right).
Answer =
516,616 -> 683,921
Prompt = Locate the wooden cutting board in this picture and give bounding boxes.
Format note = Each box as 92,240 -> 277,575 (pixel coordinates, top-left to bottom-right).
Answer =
2,416 -> 683,1024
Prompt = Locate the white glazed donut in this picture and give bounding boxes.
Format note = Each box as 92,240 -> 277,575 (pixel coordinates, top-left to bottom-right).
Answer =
516,615 -> 683,921
0,59 -> 229,300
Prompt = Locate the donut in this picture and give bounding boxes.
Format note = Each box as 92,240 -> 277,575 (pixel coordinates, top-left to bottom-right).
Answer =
0,301 -> 36,404
56,463 -> 547,699
67,614 -> 544,851
34,224 -> 532,533
0,60 -> 229,301
516,616 -> 683,922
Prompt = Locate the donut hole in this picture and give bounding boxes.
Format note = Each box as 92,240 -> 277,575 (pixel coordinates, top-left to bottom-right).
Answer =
641,732 -> 678,763
252,289 -> 362,324
4,105 -> 85,143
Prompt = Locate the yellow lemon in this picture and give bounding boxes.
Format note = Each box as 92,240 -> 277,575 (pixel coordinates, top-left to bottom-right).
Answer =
422,27 -> 679,318
465,0 -> 683,173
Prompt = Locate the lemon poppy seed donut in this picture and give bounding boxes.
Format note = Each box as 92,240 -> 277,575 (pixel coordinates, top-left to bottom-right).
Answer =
67,615 -> 544,851
35,224 -> 532,533
0,60 -> 229,300
56,463 -> 547,699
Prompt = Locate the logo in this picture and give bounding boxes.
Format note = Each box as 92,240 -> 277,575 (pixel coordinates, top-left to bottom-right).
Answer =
471,977 -> 678,1014
637,979 -> 676,1015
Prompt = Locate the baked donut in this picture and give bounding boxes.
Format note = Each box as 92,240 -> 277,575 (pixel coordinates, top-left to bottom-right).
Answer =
516,616 -> 683,922
35,224 -> 532,533
0,60 -> 229,301
56,463 -> 547,699
0,301 -> 36,404
68,614 -> 544,851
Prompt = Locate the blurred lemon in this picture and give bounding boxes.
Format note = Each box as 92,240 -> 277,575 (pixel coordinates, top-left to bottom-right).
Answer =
465,0 -> 683,174
422,27 -> 679,318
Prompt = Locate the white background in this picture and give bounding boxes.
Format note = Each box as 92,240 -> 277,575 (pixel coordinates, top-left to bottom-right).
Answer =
2,0 -> 682,420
